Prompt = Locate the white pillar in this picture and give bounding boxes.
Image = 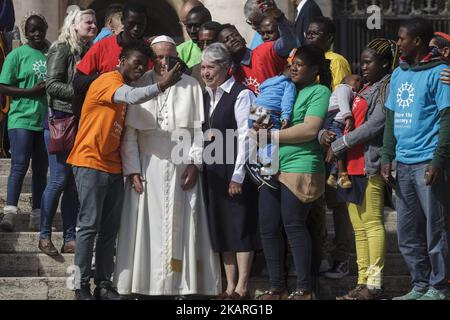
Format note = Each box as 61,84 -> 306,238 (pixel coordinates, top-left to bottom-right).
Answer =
315,0 -> 333,17
13,0 -> 63,44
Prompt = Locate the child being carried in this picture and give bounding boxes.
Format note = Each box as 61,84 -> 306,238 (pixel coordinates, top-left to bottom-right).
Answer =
246,67 -> 296,189
326,74 -> 363,188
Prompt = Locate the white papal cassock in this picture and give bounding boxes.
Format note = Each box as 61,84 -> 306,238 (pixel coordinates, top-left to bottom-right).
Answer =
114,71 -> 222,296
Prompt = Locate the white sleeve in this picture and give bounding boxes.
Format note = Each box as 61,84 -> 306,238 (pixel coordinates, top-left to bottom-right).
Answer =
188,127 -> 204,171
188,83 -> 204,170
335,84 -> 354,118
120,126 -> 141,176
113,83 -> 161,105
232,89 -> 255,183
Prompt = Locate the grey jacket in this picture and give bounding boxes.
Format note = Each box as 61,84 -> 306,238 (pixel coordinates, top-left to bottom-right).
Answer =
331,74 -> 391,176
46,42 -> 87,113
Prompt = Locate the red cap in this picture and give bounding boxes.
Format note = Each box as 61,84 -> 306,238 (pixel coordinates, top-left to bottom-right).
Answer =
435,32 -> 450,43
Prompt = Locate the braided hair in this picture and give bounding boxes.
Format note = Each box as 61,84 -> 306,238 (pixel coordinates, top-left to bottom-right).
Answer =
365,38 -> 400,106
366,38 -> 399,72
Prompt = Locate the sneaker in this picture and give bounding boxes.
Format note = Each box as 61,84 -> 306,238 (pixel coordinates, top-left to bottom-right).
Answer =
392,289 -> 425,300
417,288 -> 448,300
28,209 -> 40,231
244,163 -> 263,188
0,206 -> 18,231
94,282 -> 122,300
326,174 -> 337,188
337,172 -> 352,189
75,284 -> 94,300
324,260 -> 349,279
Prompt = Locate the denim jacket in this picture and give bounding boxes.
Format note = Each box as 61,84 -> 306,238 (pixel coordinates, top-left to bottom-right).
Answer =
331,74 -> 391,176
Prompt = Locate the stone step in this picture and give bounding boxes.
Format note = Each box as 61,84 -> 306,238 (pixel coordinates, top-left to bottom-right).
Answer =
0,232 -> 64,253
0,212 -> 63,232
0,253 -> 73,277
0,193 -> 34,212
0,275 -> 411,300
0,176 -> 33,194
0,277 -> 72,300
0,159 -> 32,176
0,246 -> 407,278
251,250 -> 408,277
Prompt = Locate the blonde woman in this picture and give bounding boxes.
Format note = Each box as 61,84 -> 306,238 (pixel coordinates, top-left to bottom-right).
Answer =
38,8 -> 97,256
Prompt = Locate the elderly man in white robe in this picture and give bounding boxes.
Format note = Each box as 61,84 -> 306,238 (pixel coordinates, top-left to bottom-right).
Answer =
114,35 -> 221,297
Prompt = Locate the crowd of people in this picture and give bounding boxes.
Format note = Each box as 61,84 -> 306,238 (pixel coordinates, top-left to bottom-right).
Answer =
0,0 -> 449,300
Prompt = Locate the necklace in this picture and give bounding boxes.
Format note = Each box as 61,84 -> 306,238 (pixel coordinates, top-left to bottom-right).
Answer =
151,73 -> 172,124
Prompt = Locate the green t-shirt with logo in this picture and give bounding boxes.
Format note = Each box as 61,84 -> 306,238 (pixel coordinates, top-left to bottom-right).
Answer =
0,44 -> 47,131
279,83 -> 331,173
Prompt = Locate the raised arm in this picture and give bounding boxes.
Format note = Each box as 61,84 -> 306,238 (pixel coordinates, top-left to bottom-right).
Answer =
258,0 -> 296,57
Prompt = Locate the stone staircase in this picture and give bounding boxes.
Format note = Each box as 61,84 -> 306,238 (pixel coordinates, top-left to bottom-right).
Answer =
0,158 -> 411,300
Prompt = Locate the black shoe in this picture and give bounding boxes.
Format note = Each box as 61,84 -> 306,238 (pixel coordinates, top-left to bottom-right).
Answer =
245,163 -> 263,188
75,285 -> 94,300
94,284 -> 122,300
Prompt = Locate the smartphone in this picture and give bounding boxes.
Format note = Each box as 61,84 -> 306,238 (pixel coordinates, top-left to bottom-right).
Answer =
167,56 -> 187,73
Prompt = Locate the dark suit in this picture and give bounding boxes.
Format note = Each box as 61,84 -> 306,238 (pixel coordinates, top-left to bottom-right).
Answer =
294,0 -> 323,46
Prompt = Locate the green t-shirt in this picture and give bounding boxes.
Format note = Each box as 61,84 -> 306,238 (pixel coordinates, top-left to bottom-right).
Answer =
0,44 -> 47,131
279,83 -> 331,173
176,40 -> 201,69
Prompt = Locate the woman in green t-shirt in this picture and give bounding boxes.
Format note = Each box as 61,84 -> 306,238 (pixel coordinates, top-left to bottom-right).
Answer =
255,45 -> 331,300
0,13 -> 49,232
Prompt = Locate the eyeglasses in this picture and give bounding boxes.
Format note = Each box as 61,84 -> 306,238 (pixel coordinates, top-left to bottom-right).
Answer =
304,30 -> 324,38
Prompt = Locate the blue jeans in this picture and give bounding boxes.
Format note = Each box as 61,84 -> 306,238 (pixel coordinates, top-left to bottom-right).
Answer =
396,162 -> 450,293
72,166 -> 124,286
40,129 -> 78,243
259,184 -> 312,291
7,128 -> 48,209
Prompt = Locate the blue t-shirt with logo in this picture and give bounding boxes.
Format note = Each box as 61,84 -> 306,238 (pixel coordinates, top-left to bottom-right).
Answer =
385,63 -> 450,164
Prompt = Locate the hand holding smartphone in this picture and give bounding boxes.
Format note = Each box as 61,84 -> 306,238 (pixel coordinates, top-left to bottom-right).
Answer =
167,56 -> 187,73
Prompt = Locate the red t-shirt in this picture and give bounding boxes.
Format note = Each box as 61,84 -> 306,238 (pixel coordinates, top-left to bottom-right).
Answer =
233,41 -> 286,95
77,35 -> 153,76
346,86 -> 370,175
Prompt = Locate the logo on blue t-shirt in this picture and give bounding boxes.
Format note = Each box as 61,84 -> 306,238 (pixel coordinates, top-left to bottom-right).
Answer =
386,64 -> 450,164
396,82 -> 414,109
